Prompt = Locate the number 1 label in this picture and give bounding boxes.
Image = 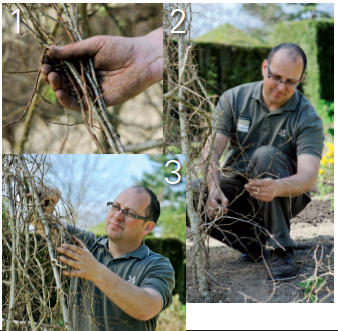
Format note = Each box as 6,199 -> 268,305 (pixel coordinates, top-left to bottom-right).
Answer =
12,9 -> 20,34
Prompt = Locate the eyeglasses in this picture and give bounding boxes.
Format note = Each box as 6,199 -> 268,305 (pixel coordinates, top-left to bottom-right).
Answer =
267,62 -> 302,89
107,202 -> 150,221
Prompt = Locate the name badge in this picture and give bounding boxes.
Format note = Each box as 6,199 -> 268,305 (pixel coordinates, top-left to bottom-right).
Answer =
237,117 -> 251,133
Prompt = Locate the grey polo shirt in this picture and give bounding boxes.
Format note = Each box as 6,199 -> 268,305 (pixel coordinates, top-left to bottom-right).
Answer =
65,224 -> 175,331
212,81 -> 324,178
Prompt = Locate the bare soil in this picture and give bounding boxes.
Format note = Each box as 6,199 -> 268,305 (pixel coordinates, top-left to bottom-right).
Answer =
186,192 -> 334,303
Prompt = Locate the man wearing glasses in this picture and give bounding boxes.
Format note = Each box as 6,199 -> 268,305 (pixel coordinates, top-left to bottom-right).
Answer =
198,43 -> 323,280
29,185 -> 174,331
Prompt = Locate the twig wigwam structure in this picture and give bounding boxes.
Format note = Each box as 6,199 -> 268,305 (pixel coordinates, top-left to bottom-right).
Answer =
2,155 -> 116,330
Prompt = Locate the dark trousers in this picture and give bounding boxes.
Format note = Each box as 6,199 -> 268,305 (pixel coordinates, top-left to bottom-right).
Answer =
192,146 -> 311,253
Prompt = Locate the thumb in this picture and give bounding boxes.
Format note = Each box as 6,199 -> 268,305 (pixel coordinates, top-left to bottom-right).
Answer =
74,237 -> 87,249
49,37 -> 102,61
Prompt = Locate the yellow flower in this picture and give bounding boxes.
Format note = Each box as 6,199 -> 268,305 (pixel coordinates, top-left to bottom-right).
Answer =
329,158 -> 334,164
326,151 -> 333,158
327,142 -> 334,153
319,169 -> 324,174
321,157 -> 328,166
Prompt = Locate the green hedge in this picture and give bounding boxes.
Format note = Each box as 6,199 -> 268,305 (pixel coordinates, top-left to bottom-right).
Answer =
268,19 -> 334,107
145,237 -> 186,304
193,43 -> 271,105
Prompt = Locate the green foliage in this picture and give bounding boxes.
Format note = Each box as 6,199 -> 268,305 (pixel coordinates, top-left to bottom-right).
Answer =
145,237 -> 186,303
195,23 -> 266,47
286,4 -> 333,20
136,155 -> 186,203
299,276 -> 325,303
89,222 -> 106,236
160,205 -> 186,242
45,87 -> 57,104
317,99 -> 334,137
316,181 -> 333,199
242,4 -> 286,26
193,42 -> 271,104
268,19 -> 334,107
317,21 -> 334,102
156,294 -> 186,331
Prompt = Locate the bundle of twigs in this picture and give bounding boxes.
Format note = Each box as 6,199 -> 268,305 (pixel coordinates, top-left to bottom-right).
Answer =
4,3 -> 124,154
3,154 -> 108,330
3,155 -> 70,330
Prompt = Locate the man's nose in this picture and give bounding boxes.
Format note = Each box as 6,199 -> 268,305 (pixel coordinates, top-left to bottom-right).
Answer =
114,209 -> 124,219
277,81 -> 287,91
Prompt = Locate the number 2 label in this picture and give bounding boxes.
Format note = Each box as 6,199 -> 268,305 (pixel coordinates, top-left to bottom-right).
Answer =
165,160 -> 181,185
170,9 -> 186,34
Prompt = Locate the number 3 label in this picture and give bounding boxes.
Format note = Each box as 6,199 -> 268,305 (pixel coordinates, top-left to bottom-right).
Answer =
165,160 -> 181,185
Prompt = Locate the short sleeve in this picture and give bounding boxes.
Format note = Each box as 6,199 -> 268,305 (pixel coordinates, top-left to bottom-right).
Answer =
212,91 -> 234,138
140,257 -> 175,311
296,116 -> 324,161
65,224 -> 98,251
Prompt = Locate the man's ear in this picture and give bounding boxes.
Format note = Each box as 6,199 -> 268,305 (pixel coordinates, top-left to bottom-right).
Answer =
262,59 -> 268,77
143,221 -> 156,237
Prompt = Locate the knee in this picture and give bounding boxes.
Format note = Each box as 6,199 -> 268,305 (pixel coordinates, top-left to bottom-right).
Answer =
251,146 -> 279,166
249,146 -> 289,178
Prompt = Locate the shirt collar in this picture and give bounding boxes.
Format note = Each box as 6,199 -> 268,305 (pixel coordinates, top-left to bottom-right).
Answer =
252,80 -> 299,112
99,237 -> 150,260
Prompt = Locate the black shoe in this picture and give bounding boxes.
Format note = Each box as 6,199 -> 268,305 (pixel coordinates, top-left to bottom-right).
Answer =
269,248 -> 298,280
240,252 -> 262,262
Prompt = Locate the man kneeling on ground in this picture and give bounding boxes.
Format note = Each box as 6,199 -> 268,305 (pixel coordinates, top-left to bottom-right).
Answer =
193,43 -> 323,280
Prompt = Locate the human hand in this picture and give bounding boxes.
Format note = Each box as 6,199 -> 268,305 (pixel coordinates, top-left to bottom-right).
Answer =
41,28 -> 163,110
26,185 -> 61,213
244,178 -> 277,202
206,186 -> 229,220
57,237 -> 100,281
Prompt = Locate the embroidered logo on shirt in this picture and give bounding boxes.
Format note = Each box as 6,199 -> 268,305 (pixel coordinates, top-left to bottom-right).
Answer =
279,129 -> 286,138
127,276 -> 136,285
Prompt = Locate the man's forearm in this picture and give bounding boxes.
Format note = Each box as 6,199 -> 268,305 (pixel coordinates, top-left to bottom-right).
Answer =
94,264 -> 161,321
202,140 -> 221,190
274,172 -> 317,198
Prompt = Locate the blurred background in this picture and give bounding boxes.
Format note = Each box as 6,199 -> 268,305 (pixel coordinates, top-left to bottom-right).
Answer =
38,153 -> 186,330
2,3 -> 163,154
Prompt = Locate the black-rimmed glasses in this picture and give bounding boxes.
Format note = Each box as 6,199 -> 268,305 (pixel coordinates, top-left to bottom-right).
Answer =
107,202 -> 150,221
267,62 -> 302,89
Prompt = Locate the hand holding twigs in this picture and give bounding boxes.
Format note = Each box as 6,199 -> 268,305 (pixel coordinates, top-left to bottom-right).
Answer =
26,185 -> 61,213
206,186 -> 229,219
57,237 -> 101,281
244,178 -> 276,202
41,34 -> 162,110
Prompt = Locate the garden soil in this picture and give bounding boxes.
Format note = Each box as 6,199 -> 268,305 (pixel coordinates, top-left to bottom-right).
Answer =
186,186 -> 334,303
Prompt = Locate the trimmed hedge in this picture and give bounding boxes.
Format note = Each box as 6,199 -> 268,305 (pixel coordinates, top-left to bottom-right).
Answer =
193,43 -> 271,105
268,19 -> 334,106
145,237 -> 186,304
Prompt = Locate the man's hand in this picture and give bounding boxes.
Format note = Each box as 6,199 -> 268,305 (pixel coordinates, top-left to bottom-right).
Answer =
27,185 -> 61,213
41,28 -> 163,110
57,237 -> 100,281
206,186 -> 229,219
244,178 -> 277,202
